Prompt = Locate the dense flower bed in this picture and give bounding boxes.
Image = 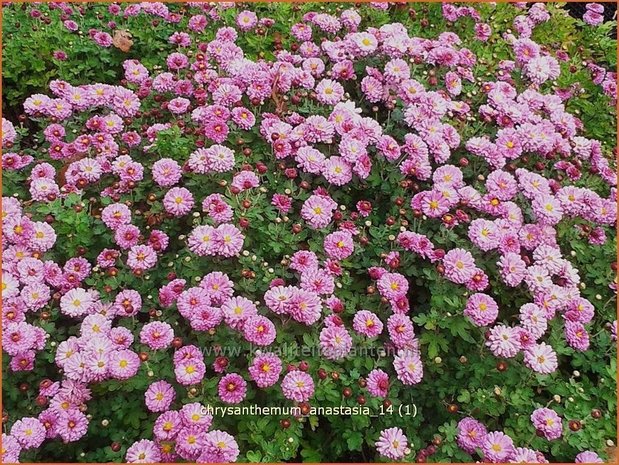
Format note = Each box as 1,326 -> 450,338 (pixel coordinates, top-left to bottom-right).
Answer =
2,2 -> 617,463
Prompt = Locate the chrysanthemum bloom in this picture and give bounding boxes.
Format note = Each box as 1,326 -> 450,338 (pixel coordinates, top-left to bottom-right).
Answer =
144,380 -> 176,413
174,358 -> 206,386
285,288 -> 323,325
352,310 -> 383,338
264,285 -> 294,315
456,417 -> 487,453
163,187 -> 194,217
322,156 -> 353,186
481,431 -> 515,462
2,433 -> 22,463
300,268 -> 335,295
524,343 -> 558,374
511,447 -> 547,463
60,287 -> 94,317
393,350 -> 423,385
498,252 -> 527,287
199,430 -> 240,463
468,218 -> 499,252
375,427 -> 408,460
464,293 -> 499,327
205,145 -> 235,173
564,321 -> 590,351
101,203 -> 131,229
10,417 -> 46,449
281,370 -> 315,402
202,194 -> 234,224
176,286 -> 211,320
127,244 -> 158,271
243,315 -> 277,346
366,369 -> 389,398
531,407 -> 562,440
296,146 -> 326,174
200,271 -> 234,305
108,349 -> 140,380
56,408 -> 89,443
486,324 -> 521,358
180,402 -> 213,429
271,193 -> 293,214
237,10 -> 258,30
221,296 -> 257,330
315,78 -> 344,105
152,158 -> 182,187
114,224 -> 140,250
153,411 -> 182,442
518,303 -> 547,339
248,353 -> 283,388
319,325 -> 352,360
125,439 -> 161,463
290,250 -> 320,274
231,171 -> 260,192
376,272 -> 409,300
387,314 -> 416,350
114,289 -> 142,317
140,322 -> 174,350
218,373 -> 247,404
231,107 -> 256,130
322,231 -> 354,262
212,223 -> 245,257
575,451 -> 604,463
176,425 -> 208,461
443,248 -> 477,284
2,322 -> 37,356
301,194 -> 337,229
187,225 -> 216,256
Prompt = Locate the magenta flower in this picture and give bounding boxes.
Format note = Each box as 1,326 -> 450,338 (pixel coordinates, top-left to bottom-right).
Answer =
218,373 -> 247,404
281,370 -> 315,402
375,427 -> 408,460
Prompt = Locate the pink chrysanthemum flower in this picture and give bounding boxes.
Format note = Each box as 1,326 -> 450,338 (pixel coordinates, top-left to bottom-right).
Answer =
243,315 -> 277,346
212,223 -> 244,257
221,296 -> 257,330
377,272 -> 408,300
315,79 -> 344,105
281,370 -> 315,402
481,431 -> 515,462
108,349 -> 140,380
163,187 -> 194,216
393,350 -> 423,385
464,293 -> 499,327
218,373 -> 247,404
319,325 -> 352,360
199,430 -> 240,463
10,417 -> 46,449
248,353 -> 282,388
152,158 -> 182,187
323,230 -> 354,260
457,417 -> 487,453
140,321 -> 174,350
180,402 -> 212,429
531,407 -> 562,440
174,357 -> 206,386
125,439 -> 161,463
523,343 -> 558,374
443,248 -> 477,284
352,310 -> 383,338
486,325 -> 521,358
145,381 -> 176,413
376,427 -> 408,460
127,244 -> 158,271
366,369 -> 389,398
